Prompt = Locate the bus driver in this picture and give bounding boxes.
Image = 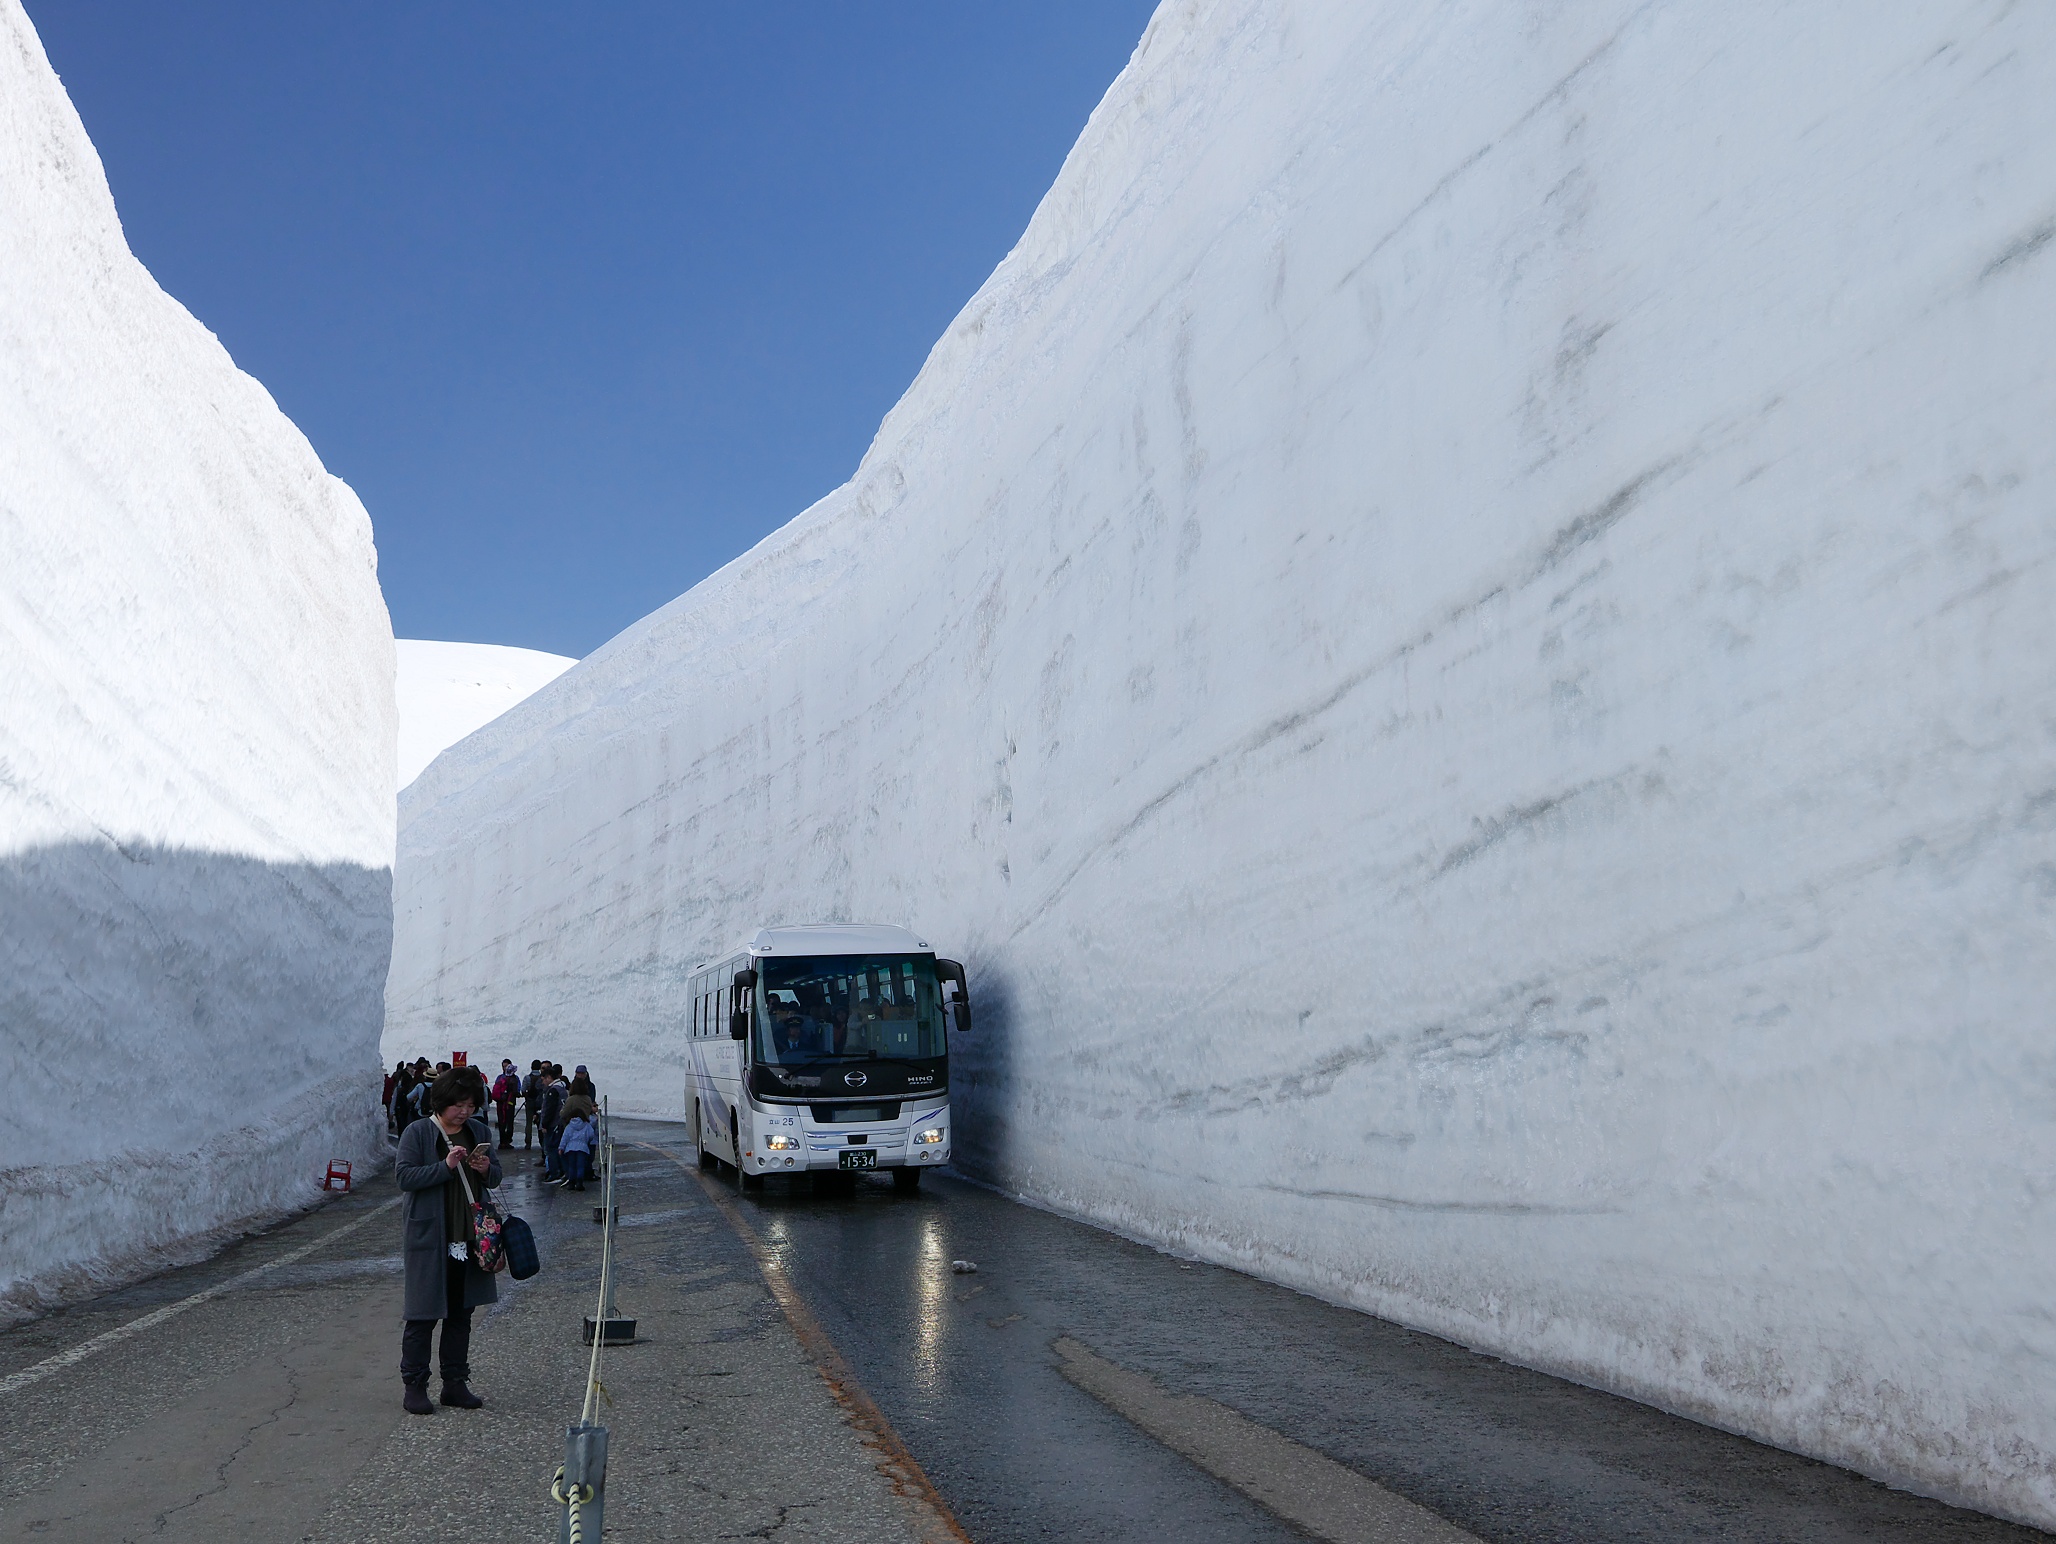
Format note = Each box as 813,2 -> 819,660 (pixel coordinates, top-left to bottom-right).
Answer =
770,997 -> 827,1059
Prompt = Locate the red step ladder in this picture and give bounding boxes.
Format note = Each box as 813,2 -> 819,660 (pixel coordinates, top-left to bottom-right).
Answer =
323,1159 -> 353,1192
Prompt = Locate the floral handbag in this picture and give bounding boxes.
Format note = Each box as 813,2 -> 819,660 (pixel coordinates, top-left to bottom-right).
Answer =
451,1142 -> 509,1274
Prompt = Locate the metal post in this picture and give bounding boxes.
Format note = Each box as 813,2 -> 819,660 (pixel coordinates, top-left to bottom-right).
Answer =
555,1422 -> 608,1544
599,1126 -> 622,1323
557,1097 -> 621,1537
593,1095 -> 615,1223
583,1105 -> 636,1345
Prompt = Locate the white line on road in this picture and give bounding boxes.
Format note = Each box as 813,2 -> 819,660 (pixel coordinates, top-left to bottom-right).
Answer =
1055,1334 -> 1483,1544
0,1195 -> 403,1399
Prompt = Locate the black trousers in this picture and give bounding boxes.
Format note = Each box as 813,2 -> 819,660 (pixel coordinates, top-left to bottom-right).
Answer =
400,1257 -> 474,1386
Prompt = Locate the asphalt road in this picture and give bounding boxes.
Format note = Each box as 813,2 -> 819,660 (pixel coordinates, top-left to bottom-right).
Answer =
1,1119 -> 2045,1543
667,1127 -> 2048,1544
0,1124 -> 938,1544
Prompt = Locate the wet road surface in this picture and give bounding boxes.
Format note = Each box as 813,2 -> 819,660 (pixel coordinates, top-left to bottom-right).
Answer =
659,1126 -> 2047,1544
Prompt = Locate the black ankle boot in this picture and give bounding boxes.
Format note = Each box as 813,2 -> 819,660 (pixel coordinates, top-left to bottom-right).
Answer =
403,1382 -> 434,1415
440,1379 -> 484,1409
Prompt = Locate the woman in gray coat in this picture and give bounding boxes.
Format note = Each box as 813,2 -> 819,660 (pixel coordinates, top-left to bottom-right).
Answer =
396,1068 -> 503,1414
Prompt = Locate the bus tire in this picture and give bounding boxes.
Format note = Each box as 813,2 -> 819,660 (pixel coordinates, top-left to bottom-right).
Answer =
892,1168 -> 922,1192
740,1168 -> 765,1191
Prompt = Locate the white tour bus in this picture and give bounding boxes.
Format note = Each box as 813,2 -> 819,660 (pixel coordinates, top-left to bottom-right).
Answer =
685,923 -> 970,1191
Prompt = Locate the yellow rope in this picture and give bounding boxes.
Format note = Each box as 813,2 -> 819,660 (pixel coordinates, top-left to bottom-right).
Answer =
550,1468 -> 595,1540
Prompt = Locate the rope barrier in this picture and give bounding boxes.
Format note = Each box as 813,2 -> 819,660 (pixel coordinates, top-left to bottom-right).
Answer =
551,1095 -> 616,1542
549,1468 -> 595,1541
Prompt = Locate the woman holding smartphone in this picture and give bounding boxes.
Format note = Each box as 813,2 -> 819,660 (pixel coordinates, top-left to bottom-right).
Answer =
394,1068 -> 502,1414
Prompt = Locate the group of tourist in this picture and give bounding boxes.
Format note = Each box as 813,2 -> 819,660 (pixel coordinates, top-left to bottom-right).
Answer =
380,1055 -> 605,1416
382,1057 -> 602,1190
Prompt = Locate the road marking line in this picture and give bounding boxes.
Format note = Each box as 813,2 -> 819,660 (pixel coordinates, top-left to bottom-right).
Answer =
645,1143 -> 973,1544
0,1195 -> 404,1399
1054,1335 -> 1482,1544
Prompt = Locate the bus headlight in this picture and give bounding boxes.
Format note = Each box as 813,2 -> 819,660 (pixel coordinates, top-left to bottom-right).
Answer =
765,1133 -> 800,1151
913,1127 -> 946,1145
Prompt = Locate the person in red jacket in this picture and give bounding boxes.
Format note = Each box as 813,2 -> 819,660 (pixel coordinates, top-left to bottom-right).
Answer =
383,1061 -> 406,1136
490,1059 -> 521,1150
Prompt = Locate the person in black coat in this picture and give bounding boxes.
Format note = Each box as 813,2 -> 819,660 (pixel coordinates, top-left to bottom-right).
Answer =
539,1067 -> 569,1180
395,1069 -> 503,1414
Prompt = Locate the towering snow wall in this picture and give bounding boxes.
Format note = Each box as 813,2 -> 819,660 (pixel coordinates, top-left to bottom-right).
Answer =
390,1 -> 2056,1521
0,2 -> 395,1318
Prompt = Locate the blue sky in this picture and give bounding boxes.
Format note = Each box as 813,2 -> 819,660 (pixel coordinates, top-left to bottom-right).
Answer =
32,3 -> 1158,657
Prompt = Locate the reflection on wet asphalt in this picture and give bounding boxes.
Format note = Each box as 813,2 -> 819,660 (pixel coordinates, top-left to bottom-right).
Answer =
670,1139 -> 2046,1544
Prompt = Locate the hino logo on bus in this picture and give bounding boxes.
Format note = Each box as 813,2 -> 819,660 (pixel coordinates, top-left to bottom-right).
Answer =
844,1071 -> 868,1089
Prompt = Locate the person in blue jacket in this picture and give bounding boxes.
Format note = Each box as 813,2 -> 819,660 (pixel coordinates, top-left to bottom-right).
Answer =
558,1110 -> 597,1191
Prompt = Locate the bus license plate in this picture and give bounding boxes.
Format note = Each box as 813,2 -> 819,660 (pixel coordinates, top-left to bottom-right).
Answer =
838,1151 -> 877,1171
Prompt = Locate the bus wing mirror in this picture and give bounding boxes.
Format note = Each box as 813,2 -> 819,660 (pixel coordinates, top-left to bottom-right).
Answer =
730,969 -> 757,1039
937,959 -> 972,1033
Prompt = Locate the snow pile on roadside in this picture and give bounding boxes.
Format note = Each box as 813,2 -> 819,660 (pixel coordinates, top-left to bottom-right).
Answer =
391,1 -> 2056,1523
0,0 -> 395,1321
396,639 -> 576,788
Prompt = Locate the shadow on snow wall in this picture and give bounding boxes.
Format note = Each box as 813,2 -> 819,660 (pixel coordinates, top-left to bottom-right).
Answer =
950,958 -> 1019,1185
0,840 -> 392,1324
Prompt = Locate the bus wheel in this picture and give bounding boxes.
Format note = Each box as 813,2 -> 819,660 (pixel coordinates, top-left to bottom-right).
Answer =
892,1168 -> 922,1193
695,1105 -> 716,1170
740,1167 -> 765,1191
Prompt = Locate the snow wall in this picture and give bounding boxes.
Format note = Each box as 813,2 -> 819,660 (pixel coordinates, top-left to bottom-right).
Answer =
390,1 -> 2056,1522
0,2 -> 395,1319
395,639 -> 577,790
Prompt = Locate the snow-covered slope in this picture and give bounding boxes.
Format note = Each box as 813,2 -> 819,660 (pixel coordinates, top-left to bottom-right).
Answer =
0,1 -> 395,1319
396,639 -> 576,788
390,1 -> 2056,1522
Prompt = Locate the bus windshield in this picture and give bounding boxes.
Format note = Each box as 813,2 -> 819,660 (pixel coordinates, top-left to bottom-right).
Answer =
757,954 -> 944,1065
